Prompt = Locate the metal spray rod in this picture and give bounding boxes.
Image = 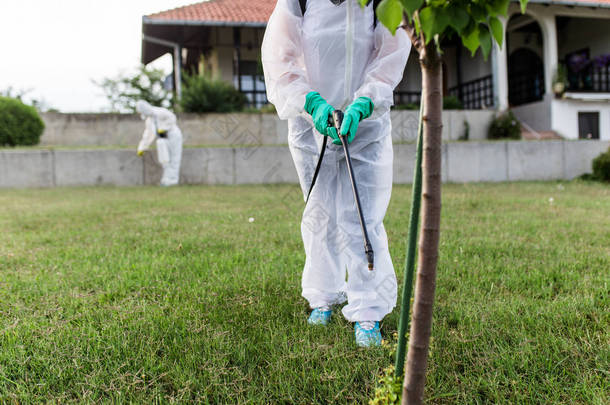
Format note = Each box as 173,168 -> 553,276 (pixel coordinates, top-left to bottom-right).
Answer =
332,110 -> 375,271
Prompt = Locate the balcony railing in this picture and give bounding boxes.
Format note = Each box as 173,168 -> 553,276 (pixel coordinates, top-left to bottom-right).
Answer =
393,91 -> 422,107
449,75 -> 494,109
394,75 -> 494,110
567,65 -> 610,93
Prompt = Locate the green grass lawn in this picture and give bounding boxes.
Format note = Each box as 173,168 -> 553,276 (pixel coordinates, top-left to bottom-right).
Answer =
0,182 -> 608,404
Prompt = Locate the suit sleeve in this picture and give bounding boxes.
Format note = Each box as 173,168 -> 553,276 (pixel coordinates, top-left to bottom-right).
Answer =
261,0 -> 312,120
354,24 -> 411,120
137,118 -> 157,153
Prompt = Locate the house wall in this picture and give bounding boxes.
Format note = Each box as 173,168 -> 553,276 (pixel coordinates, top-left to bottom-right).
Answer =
552,98 -> 610,140
396,50 -> 420,93
443,47 -> 458,89
508,31 -> 543,60
557,18 -> 610,60
393,45 -> 492,96
460,47 -> 492,83
206,27 -> 264,85
512,99 -> 552,132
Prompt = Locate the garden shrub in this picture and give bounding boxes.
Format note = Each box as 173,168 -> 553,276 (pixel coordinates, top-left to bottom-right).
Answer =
394,96 -> 463,111
592,147 -> 610,182
488,111 -> 521,140
0,96 -> 45,146
443,95 -> 463,110
392,102 -> 419,110
243,103 -> 277,114
180,74 -> 247,113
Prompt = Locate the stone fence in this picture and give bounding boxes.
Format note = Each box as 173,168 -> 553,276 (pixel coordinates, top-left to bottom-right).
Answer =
39,110 -> 495,147
1,140 -> 607,188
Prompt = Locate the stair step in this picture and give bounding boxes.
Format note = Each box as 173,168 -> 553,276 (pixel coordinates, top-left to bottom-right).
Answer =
521,131 -> 563,140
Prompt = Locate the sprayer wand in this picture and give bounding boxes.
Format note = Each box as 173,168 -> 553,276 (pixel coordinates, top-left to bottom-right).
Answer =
331,110 -> 375,271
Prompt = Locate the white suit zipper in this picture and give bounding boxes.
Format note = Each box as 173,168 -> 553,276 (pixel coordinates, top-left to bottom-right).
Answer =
343,0 -> 354,109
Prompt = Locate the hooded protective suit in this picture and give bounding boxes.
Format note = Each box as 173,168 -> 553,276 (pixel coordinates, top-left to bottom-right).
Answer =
262,0 -> 410,322
136,100 -> 183,186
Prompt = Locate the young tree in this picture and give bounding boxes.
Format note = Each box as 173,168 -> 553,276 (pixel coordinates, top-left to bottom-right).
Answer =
364,0 -> 529,403
94,65 -> 173,113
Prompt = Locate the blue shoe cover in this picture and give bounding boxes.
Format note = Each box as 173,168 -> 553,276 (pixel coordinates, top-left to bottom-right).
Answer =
354,321 -> 382,347
308,308 -> 332,326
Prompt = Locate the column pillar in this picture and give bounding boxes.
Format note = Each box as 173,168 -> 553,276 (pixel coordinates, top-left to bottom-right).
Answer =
173,45 -> 182,100
540,12 -> 558,97
493,16 -> 509,110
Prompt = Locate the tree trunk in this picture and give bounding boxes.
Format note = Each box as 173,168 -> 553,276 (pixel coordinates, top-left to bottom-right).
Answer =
401,42 -> 443,405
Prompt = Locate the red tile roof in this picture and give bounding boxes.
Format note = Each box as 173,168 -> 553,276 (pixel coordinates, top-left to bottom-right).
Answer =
144,0 -> 610,26
543,0 -> 610,5
562,0 -> 610,3
145,0 -> 276,25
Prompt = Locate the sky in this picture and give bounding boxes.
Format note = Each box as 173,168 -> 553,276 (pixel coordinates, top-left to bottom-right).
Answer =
0,0 -> 199,112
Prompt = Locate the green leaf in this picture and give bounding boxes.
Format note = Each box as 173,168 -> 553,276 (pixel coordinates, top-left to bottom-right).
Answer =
359,0 -> 371,7
520,0 -> 529,14
377,0 -> 404,35
462,25 -> 480,56
419,6 -> 450,44
489,17 -> 504,48
470,4 -> 487,23
488,0 -> 510,17
448,6 -> 470,35
399,0 -> 424,17
479,25 -> 492,60
414,11 -> 422,34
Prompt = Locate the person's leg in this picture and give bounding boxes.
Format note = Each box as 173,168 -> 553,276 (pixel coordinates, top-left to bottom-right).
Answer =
287,118 -> 347,313
156,138 -> 171,186
162,129 -> 182,186
301,154 -> 348,310
338,134 -> 397,324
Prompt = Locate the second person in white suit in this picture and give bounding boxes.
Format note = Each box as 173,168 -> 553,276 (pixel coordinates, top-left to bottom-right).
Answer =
136,100 -> 183,187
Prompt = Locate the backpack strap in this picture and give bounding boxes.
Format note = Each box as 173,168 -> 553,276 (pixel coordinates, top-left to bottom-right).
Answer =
373,0 -> 381,28
298,0 -> 379,26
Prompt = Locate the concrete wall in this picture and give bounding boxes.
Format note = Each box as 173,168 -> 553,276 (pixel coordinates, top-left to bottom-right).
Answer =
39,110 -> 496,147
2,140 -> 607,188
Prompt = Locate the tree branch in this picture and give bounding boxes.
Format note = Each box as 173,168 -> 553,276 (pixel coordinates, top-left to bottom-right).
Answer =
402,12 -> 424,53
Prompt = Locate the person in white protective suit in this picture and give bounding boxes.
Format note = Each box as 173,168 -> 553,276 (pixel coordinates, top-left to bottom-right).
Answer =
262,0 -> 410,346
136,100 -> 183,186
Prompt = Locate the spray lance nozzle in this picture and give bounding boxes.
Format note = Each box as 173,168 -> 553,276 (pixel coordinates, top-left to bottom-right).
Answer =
366,244 -> 374,271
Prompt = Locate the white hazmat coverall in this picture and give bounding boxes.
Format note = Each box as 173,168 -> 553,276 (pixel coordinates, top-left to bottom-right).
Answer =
262,0 -> 410,322
136,101 -> 183,186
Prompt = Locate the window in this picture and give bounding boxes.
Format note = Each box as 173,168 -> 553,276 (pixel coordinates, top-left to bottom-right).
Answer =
234,60 -> 267,108
578,112 -> 599,139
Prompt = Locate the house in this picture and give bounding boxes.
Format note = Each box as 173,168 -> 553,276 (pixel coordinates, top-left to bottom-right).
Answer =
141,0 -> 610,140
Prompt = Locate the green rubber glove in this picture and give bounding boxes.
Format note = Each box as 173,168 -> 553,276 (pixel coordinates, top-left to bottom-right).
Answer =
336,96 -> 374,145
304,91 -> 340,143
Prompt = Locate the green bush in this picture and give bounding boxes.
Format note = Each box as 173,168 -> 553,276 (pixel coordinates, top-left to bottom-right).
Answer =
0,96 -> 45,146
488,111 -> 521,140
394,96 -> 463,111
243,103 -> 277,114
458,120 -> 470,141
393,102 -> 419,110
592,147 -> 610,182
180,74 -> 247,113
443,95 -> 463,110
